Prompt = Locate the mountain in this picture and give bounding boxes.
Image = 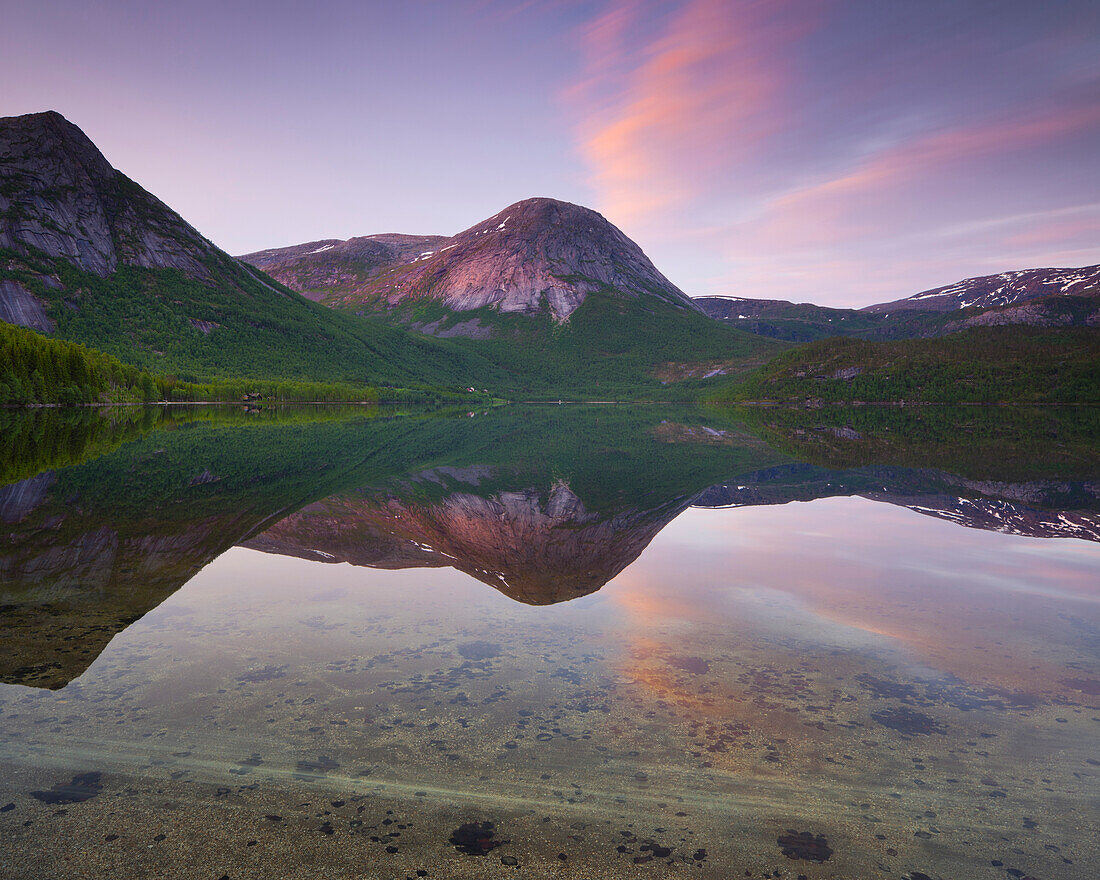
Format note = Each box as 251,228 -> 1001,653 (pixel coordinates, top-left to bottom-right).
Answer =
0,111 -> 224,283
241,472 -> 695,605
0,111 -> 495,390
863,264 -> 1100,314
242,198 -> 783,397
241,197 -> 699,322
241,234 -> 449,303
694,296 -> 882,342
695,264 -> 1100,342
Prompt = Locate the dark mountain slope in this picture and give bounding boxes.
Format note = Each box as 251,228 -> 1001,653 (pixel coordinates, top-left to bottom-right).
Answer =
694,296 -> 883,342
0,110 -> 221,279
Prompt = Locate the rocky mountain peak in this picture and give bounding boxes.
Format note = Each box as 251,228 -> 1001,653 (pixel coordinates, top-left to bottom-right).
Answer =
241,196 -> 698,321
363,196 -> 698,320
0,110 -> 219,279
4,111 -> 115,182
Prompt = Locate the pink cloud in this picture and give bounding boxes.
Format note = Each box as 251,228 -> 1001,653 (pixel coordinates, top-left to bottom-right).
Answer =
748,100 -> 1100,250
567,0 -> 812,225
563,1 -> 1100,305
1004,209 -> 1100,250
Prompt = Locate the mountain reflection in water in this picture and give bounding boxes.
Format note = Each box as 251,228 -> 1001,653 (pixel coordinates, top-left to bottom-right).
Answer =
1,405 -> 1098,689
0,405 -> 1097,880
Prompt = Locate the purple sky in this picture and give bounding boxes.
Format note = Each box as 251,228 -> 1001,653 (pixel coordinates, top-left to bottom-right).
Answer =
2,0 -> 1098,306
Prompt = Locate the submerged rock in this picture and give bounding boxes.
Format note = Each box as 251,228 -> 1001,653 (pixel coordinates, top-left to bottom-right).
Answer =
777,830 -> 833,862
450,821 -> 504,855
29,771 -> 103,804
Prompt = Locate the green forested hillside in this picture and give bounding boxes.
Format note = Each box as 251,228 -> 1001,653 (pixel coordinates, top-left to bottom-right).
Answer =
707,326 -> 1100,404
3,247 -> 787,400
1,246 -> 501,390
9,241 -> 1098,406
376,289 -> 788,399
0,320 -> 495,406
0,319 -> 153,404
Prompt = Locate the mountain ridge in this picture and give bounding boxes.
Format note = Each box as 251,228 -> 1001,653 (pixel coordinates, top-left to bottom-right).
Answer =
694,264 -> 1100,341
241,233 -> 450,303
863,264 -> 1100,314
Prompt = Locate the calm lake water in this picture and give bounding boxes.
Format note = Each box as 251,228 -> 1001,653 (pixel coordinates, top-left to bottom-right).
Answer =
1,405 -> 1097,879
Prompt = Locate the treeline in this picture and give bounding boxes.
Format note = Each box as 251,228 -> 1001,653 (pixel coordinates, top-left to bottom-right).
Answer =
0,319 -> 149,404
0,321 -> 485,406
156,377 -> 379,404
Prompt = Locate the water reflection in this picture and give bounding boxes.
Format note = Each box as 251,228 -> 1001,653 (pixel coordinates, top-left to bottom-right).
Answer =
0,405 -> 1097,878
242,473 -> 698,605
1,405 -> 1098,689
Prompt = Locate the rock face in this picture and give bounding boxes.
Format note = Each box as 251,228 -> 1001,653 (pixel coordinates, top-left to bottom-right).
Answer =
863,264 -> 1100,314
0,278 -> 54,332
0,110 -> 220,280
240,197 -> 698,321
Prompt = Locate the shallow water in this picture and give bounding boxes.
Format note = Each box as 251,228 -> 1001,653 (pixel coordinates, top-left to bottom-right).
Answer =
0,405 -> 1097,879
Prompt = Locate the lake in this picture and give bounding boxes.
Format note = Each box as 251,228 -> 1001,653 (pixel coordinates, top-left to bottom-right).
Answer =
1,404 -> 1097,879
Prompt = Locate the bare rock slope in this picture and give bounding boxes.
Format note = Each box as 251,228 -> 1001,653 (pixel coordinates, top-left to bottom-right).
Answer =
0,111 -> 221,279
241,197 -> 698,321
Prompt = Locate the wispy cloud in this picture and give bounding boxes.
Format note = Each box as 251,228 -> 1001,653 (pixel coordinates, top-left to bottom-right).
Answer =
564,0 -> 1100,305
567,0 -> 811,224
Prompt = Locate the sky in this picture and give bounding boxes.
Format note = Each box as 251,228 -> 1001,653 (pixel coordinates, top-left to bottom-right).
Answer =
1,0 -> 1098,307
